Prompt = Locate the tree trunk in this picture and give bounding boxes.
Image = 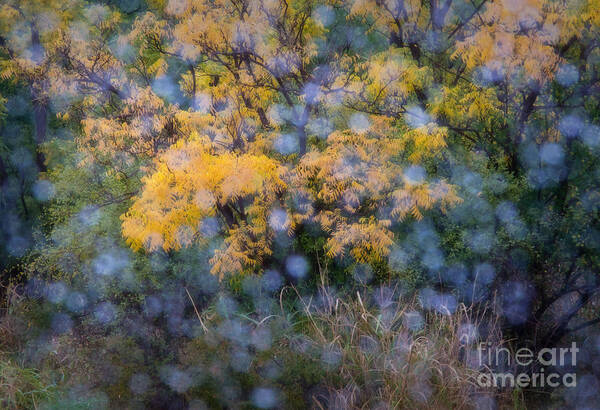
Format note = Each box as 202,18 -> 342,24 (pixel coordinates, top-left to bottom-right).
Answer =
30,24 -> 47,172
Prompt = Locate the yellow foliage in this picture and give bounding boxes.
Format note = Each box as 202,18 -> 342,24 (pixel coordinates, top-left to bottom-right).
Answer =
80,86 -> 180,160
404,124 -> 448,162
453,0 -> 564,82
122,136 -> 288,276
294,129 -> 460,262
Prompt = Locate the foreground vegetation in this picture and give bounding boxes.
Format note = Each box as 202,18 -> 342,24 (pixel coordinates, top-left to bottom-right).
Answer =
2,279 -> 520,409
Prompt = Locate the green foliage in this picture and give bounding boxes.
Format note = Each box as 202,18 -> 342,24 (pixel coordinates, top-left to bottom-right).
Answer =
0,359 -> 58,409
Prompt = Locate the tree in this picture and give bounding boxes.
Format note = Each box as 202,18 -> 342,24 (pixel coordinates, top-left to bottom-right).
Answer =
8,0 -> 600,348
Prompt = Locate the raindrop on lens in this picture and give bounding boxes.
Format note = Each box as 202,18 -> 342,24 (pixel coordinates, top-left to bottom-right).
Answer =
32,180 -> 56,201
129,373 -> 151,395
286,255 -> 308,279
349,113 -> 370,133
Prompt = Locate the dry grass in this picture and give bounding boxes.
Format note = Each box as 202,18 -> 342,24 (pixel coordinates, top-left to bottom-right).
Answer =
0,359 -> 58,409
279,265 -> 515,409
0,277 -> 522,409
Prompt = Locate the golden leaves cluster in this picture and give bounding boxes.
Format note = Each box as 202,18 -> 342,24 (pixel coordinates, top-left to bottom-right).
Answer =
121,135 -> 287,277
294,129 -> 460,263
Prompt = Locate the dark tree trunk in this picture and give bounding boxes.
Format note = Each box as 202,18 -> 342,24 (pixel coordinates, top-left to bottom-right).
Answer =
30,24 -> 48,173
32,94 -> 48,172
